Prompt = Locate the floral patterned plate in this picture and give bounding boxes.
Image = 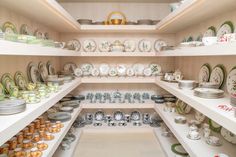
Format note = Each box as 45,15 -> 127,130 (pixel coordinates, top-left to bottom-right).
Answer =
154,39 -> 167,52
209,64 -> 225,89
83,39 -> 97,52
199,63 -> 211,83
138,39 -> 152,52
123,40 -> 136,52
227,66 -> 236,97
98,40 -> 111,52
217,21 -> 234,39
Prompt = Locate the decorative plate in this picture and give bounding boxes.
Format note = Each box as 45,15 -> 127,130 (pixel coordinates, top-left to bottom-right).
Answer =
74,68 -> 83,77
29,63 -> 41,83
20,24 -> 32,35
126,68 -> 135,77
116,64 -> 126,76
226,66 -> 236,97
133,64 -> 145,76
2,22 -> 17,34
91,68 -> 100,77
83,39 -> 97,52
38,62 -> 48,82
113,111 -> 124,121
209,119 -> 222,133
63,62 -> 77,73
204,26 -> 216,37
149,63 -> 162,75
99,64 -> 110,76
0,83 -> 5,96
98,40 -> 111,52
14,71 -> 27,90
194,110 -> 205,123
94,110 -> 105,121
131,111 -> 141,121
220,127 -> 236,144
34,30 -> 43,39
67,39 -> 81,51
171,143 -> 188,156
43,32 -> 50,40
81,63 -> 93,76
1,73 -> 15,94
47,61 -> 56,75
217,21 -> 234,39
154,40 -> 167,52
209,64 -> 225,89
175,99 -> 191,114
109,67 -> 118,77
199,63 -> 211,83
143,68 -> 152,77
138,39 -> 152,52
123,40 -> 136,52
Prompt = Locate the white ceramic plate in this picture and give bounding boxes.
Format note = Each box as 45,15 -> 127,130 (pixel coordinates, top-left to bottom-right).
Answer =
67,39 -> 81,51
221,127 -> 236,144
126,68 -> 135,77
83,39 -> 97,52
109,67 -> 118,77
116,64 -> 126,76
81,63 -> 93,76
123,40 -> 136,52
199,64 -> 211,83
74,68 -> 83,77
64,63 -> 77,73
217,21 -> 234,39
99,64 -> 110,76
138,39 -> 152,52
149,63 -> 161,75
210,65 -> 225,88
143,68 -> 152,77
98,40 -> 111,52
154,40 -> 167,52
91,68 -> 100,77
133,64 -> 145,76
204,26 -> 216,37
226,67 -> 236,97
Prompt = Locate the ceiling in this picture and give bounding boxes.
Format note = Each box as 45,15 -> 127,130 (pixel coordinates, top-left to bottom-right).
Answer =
57,0 -> 178,3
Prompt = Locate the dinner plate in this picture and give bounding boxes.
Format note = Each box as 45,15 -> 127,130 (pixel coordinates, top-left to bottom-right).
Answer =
0,99 -> 26,115
204,26 -> 216,37
27,62 -> 40,83
95,110 -> 105,121
109,67 -> 118,77
116,64 -> 126,76
194,88 -> 224,99
91,68 -> 100,77
154,39 -> 167,52
99,64 -> 110,76
123,40 -> 136,52
98,40 -> 111,52
149,63 -> 161,75
113,111 -> 124,121
63,62 -> 77,73
133,64 -> 145,76
83,39 -> 97,52
138,39 -> 152,52
226,66 -> 236,97
81,63 -> 93,76
38,62 -> 48,82
143,68 -> 152,77
209,64 -> 225,88
220,127 -> 236,144
217,21 -> 234,39
131,111 -> 141,121
47,61 -> 56,75
2,22 -> 17,34
199,63 -> 211,83
67,39 -> 81,51
74,68 -> 83,77
14,71 -> 27,90
126,67 -> 135,77
1,73 -> 15,93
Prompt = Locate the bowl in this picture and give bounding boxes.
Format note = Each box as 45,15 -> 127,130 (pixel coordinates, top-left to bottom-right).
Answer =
178,80 -> 198,90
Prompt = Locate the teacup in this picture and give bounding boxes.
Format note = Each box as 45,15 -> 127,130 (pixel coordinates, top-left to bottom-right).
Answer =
187,130 -> 200,140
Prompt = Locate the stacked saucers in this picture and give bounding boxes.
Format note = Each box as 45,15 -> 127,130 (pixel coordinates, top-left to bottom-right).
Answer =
0,99 -> 26,115
194,88 -> 224,99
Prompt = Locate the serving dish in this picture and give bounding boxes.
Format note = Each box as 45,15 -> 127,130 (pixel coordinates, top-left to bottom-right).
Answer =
61,100 -> 80,108
66,39 -> 81,51
2,22 -> 17,34
194,88 -> 224,99
116,64 -> 126,76
99,64 -> 110,76
175,99 -> 191,114
209,119 -> 222,133
81,63 -> 93,76
174,116 -> 187,124
111,40 -> 124,52
74,68 -> 83,77
194,110 -> 206,123
63,62 -> 77,73
106,11 -> 126,25
137,19 -> 153,25
59,106 -> 74,113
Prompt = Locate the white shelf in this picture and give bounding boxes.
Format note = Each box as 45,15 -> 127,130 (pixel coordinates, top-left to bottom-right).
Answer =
155,103 -> 236,157
43,106 -> 82,157
81,77 -> 156,84
153,128 -> 178,157
155,77 -> 236,134
53,129 -> 83,157
0,0 -> 80,32
81,102 -> 155,109
0,40 -> 80,56
0,78 -> 81,146
158,42 -> 236,56
157,0 -> 236,33
79,51 -> 157,57
79,25 -> 157,33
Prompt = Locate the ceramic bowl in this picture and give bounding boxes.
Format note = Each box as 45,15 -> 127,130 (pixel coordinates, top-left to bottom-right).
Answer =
202,37 -> 217,46
178,80 -> 198,90
77,19 -> 92,25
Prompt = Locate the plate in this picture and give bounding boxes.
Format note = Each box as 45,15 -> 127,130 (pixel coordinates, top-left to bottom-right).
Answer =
34,29 -> 43,39
143,68 -> 152,77
1,73 -> 15,93
209,119 -> 222,133
123,40 -> 136,52
154,40 -> 167,52
126,68 -> 135,77
220,127 -> 236,144
109,67 -> 117,77
95,110 -> 105,121
149,63 -> 161,75
98,40 -> 111,52
74,68 -> 83,77
81,63 -> 93,76
38,62 -> 48,82
209,64 -> 225,89
63,62 -> 77,73
47,61 -> 56,75
194,88 -> 224,99
20,24 -> 32,35
131,111 -> 141,121
99,64 -> 110,76
0,99 -> 26,115
113,111 -> 124,121
204,26 -> 216,37
91,68 -> 100,77
48,112 -> 71,122
14,71 -> 27,90
175,99 -> 191,114
67,39 -> 81,51
194,110 -> 205,123
171,143 -> 188,156
226,66 -> 236,97
27,62 -> 40,83
217,21 -> 234,39
138,39 -> 152,52
116,64 -> 126,76
133,64 -> 145,76
83,39 -> 97,52
2,22 -> 17,34
199,63 -> 211,83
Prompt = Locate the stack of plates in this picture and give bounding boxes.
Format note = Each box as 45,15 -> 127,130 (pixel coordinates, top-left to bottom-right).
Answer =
230,96 -> 236,107
194,88 -> 224,99
0,99 -> 26,115
178,80 -> 198,90
48,112 -> 71,122
199,82 -> 220,89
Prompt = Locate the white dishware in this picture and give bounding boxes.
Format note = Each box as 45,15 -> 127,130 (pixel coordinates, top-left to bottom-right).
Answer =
194,110 -> 205,123
178,80 -> 197,90
83,39 -> 97,52
138,39 -> 152,52
203,128 -> 211,138
133,64 -> 145,76
98,40 -> 111,52
111,40 -> 124,52
202,37 -> 217,46
123,40 -> 136,52
116,64 -> 126,76
199,64 -> 211,83
210,64 -> 225,89
91,68 -> 100,77
143,68 -> 152,77
99,64 -> 110,76
154,39 -> 167,52
203,26 -> 216,37
109,67 -> 118,77
206,136 -> 222,146
126,68 -> 135,77
187,130 -> 201,140
81,63 -> 93,76
74,68 -> 83,77
221,127 -> 236,144
149,63 -> 162,76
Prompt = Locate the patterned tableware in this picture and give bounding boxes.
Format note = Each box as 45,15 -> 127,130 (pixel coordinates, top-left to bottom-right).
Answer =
123,40 -> 136,52
83,39 -> 97,52
199,63 -> 211,83
138,39 -> 152,52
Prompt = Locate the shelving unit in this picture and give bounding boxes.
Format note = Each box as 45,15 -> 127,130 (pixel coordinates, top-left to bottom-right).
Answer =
79,51 -> 157,57
0,78 -> 81,146
153,128 -> 178,157
155,77 -> 236,134
42,106 -> 82,157
81,103 -> 155,109
155,103 -> 236,157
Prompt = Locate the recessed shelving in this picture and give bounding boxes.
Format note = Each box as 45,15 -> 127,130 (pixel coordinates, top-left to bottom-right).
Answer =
79,51 -> 157,57
155,103 -> 236,157
155,77 -> 236,134
81,103 -> 155,109
0,78 -> 81,146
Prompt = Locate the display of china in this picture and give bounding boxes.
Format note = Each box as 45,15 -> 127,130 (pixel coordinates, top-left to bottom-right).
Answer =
202,37 -> 217,46
173,69 -> 183,81
98,40 -> 111,52
111,40 -> 124,52
226,66 -> 236,106
178,80 -> 198,90
217,21 -> 234,42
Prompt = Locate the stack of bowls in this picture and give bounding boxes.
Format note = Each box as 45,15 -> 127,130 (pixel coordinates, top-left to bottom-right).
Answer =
178,80 -> 198,90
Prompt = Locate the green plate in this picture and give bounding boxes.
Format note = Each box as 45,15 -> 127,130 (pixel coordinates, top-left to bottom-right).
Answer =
209,119 -> 222,133
2,22 -> 17,34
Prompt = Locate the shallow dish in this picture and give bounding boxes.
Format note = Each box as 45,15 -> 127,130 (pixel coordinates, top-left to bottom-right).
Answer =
178,80 -> 197,90
61,100 -> 80,108
0,99 -> 26,115
194,88 -> 224,99
77,19 -> 92,25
